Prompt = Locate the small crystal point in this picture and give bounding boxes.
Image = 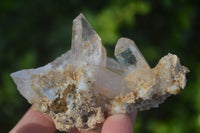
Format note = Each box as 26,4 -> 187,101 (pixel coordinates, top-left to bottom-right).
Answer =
72,13 -> 106,66
10,68 -> 45,103
114,38 -> 150,71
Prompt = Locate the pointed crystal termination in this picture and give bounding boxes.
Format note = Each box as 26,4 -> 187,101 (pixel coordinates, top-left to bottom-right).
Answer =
115,38 -> 150,71
10,64 -> 52,103
72,13 -> 106,66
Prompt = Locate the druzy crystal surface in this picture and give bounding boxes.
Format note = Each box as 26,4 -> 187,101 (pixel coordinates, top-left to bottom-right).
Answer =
10,13 -> 189,132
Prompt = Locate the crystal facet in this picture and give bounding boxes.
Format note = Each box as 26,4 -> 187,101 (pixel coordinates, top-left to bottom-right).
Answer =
115,38 -> 150,72
10,13 -> 189,132
72,13 -> 106,66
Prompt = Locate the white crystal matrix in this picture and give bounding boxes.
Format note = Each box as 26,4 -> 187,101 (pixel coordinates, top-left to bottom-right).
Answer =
10,13 -> 189,132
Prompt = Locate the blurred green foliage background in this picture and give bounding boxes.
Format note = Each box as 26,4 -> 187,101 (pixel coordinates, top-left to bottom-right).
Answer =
0,0 -> 200,132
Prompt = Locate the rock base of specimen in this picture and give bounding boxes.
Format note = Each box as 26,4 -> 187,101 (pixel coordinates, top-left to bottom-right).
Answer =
10,13 -> 189,132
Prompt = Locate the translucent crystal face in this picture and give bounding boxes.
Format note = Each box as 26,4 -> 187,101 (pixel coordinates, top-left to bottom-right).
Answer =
72,13 -> 106,66
10,13 -> 189,132
115,38 -> 150,72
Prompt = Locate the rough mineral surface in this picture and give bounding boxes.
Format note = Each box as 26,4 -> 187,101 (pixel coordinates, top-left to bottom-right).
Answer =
10,13 -> 189,132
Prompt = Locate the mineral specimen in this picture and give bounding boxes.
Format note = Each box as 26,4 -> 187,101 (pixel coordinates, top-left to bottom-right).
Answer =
10,13 -> 189,132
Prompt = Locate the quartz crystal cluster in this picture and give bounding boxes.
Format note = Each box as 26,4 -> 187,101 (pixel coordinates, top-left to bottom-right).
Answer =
11,13 -> 189,132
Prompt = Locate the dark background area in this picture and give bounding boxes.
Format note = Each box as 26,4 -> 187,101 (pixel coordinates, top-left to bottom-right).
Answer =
0,0 -> 200,132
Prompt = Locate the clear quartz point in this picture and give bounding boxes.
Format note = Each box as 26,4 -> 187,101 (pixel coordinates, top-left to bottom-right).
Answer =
114,37 -> 150,71
10,64 -> 52,102
72,13 -> 106,66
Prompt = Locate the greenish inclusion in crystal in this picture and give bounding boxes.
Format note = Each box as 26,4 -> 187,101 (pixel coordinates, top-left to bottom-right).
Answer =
116,48 -> 137,66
